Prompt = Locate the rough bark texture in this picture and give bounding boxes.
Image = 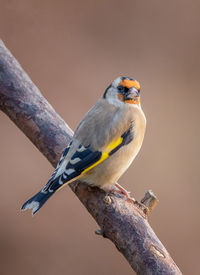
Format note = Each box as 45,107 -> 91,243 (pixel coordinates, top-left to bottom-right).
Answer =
0,40 -> 182,275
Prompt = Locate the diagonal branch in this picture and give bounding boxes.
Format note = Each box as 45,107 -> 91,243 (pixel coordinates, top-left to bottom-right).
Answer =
0,40 -> 182,274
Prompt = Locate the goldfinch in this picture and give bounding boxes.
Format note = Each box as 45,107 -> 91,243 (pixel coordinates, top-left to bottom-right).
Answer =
21,76 -> 146,215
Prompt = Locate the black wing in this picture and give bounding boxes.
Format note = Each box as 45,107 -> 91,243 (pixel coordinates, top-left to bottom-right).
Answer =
42,124 -> 133,193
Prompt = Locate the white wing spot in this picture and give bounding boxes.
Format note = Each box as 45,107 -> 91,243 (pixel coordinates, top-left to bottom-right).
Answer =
59,177 -> 63,185
65,168 -> 75,175
41,188 -> 48,194
70,157 -> 81,164
77,145 -> 86,152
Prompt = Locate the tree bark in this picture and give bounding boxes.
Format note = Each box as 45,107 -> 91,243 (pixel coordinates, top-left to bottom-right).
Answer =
0,40 -> 182,275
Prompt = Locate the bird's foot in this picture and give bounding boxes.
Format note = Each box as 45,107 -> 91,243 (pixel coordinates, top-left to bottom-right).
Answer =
114,183 -> 135,203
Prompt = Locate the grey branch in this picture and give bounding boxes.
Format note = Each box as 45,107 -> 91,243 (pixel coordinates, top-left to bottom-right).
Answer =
0,40 -> 182,275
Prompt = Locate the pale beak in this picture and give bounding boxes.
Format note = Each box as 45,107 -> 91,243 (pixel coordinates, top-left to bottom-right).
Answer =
124,87 -> 139,100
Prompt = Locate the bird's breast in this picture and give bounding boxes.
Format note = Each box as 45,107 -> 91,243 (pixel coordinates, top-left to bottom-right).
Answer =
82,106 -> 146,187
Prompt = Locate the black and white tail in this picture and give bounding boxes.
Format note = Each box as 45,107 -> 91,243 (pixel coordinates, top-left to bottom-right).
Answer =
21,141 -> 103,215
21,162 -> 70,215
21,146 -> 72,215
21,190 -> 54,215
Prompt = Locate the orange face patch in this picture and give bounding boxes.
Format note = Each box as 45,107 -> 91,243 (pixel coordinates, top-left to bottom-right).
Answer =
125,97 -> 140,104
119,79 -> 140,90
117,94 -> 124,101
117,94 -> 140,105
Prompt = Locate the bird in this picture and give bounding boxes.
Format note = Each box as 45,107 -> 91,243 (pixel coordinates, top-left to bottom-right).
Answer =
21,76 -> 146,215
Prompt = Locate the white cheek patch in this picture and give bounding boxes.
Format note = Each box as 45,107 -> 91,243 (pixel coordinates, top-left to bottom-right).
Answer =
107,91 -> 124,107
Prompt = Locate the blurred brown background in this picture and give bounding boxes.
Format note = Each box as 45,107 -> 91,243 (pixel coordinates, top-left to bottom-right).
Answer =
0,0 -> 200,274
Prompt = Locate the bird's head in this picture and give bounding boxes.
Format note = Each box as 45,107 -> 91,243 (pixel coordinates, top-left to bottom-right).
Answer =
103,76 -> 141,106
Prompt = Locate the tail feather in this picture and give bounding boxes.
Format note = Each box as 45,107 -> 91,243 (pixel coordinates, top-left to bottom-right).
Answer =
21,191 -> 54,215
21,155 -> 75,215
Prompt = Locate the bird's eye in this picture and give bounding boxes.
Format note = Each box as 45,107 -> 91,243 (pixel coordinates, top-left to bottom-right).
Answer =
118,85 -> 124,91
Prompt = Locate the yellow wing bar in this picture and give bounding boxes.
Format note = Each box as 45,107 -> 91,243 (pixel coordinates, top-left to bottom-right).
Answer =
81,136 -> 123,174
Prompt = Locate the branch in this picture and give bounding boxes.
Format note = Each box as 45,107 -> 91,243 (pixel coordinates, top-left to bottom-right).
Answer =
0,40 -> 182,274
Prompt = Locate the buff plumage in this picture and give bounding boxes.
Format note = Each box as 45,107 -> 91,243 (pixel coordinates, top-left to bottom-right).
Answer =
21,76 -> 146,215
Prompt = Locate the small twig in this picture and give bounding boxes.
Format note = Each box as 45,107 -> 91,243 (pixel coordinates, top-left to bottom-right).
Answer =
141,190 -> 159,215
